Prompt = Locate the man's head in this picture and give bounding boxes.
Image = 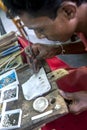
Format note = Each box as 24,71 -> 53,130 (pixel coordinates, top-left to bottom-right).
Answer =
3,0 -> 87,41
2,0 -> 86,18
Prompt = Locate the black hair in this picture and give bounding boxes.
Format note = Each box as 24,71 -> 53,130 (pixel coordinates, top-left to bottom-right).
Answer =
2,0 -> 87,18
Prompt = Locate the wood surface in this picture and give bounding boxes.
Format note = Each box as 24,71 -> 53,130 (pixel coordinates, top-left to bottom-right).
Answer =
6,64 -> 68,130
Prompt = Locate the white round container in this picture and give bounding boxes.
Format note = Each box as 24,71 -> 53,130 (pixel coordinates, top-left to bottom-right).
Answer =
33,97 -> 49,113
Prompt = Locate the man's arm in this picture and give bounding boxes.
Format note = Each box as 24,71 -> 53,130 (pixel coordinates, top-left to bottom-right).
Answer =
25,41 -> 87,64
61,41 -> 87,54
25,41 -> 87,72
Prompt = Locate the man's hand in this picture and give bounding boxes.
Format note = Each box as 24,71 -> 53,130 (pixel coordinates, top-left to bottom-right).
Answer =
59,90 -> 87,114
25,44 -> 61,72
25,44 -> 61,59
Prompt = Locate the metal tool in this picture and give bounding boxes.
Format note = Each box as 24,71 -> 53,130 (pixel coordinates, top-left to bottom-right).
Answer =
29,45 -> 37,73
31,110 -> 53,120
26,35 -> 37,73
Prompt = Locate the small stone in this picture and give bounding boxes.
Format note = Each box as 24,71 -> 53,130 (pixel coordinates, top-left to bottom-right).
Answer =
54,104 -> 61,110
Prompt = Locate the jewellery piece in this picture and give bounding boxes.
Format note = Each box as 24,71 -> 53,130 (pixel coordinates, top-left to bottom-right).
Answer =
59,43 -> 65,54
33,97 -> 49,113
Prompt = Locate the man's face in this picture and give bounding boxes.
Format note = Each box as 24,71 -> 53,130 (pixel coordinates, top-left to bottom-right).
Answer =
19,8 -> 77,42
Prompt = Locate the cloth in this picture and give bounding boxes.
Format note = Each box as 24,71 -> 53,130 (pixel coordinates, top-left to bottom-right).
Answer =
41,56 -> 87,130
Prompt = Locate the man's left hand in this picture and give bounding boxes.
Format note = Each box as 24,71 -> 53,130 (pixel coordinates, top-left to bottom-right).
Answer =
59,90 -> 87,114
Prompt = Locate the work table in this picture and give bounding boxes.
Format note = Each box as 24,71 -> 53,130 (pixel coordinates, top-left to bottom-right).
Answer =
6,63 -> 68,130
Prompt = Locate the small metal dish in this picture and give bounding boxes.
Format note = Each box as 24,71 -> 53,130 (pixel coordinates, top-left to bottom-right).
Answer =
33,97 -> 49,113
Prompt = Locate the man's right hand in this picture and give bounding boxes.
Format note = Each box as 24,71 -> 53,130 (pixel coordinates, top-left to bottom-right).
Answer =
24,43 -> 61,72
25,43 -> 61,59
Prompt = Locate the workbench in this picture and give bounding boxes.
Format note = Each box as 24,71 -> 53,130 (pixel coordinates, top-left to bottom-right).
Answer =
5,63 -> 68,130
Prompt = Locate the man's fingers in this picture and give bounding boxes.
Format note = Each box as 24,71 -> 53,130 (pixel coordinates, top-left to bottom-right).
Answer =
37,50 -> 48,60
26,56 -> 32,66
69,102 -> 85,114
58,89 -> 74,100
69,104 -> 79,114
69,100 -> 87,114
58,90 -> 81,114
32,44 -> 39,56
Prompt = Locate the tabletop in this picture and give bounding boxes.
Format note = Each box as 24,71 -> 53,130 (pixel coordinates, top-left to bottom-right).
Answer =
6,63 -> 68,130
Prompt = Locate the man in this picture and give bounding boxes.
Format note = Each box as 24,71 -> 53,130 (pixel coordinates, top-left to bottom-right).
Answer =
2,0 -> 87,129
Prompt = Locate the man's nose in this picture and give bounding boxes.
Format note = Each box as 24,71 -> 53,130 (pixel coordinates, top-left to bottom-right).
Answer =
34,30 -> 46,39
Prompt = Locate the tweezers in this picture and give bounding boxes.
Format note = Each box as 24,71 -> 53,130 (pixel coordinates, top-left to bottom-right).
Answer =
29,45 -> 37,73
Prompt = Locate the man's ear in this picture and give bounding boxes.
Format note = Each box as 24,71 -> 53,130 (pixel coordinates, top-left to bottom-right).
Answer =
57,2 -> 77,20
